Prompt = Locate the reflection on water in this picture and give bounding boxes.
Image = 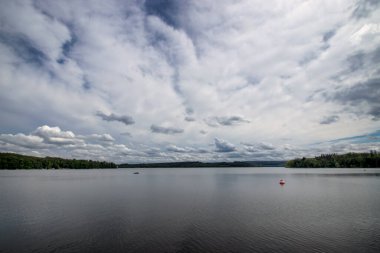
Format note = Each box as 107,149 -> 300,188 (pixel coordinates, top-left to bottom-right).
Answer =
1,168 -> 380,252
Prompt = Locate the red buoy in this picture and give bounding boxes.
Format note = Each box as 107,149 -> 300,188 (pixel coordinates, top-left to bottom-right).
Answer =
279,179 -> 285,185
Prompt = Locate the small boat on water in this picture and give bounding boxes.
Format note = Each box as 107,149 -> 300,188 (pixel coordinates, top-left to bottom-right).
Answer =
133,172 -> 140,174
279,179 -> 285,185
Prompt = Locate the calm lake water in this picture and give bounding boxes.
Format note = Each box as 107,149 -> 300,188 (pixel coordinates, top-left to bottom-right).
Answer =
1,167 -> 380,253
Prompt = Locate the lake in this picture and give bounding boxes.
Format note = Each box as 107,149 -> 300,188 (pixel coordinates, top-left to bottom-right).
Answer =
1,168 -> 379,252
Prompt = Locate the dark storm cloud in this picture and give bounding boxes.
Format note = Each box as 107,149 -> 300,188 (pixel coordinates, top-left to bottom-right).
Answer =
333,78 -> 380,103
96,111 -> 135,125
186,107 -> 194,115
331,78 -> 380,119
214,138 -> 236,152
323,46 -> 380,120
299,52 -> 318,66
82,79 -> 91,90
150,124 -> 184,134
347,51 -> 366,72
82,76 -> 91,90
352,0 -> 380,18
371,47 -> 380,64
216,116 -> 250,126
322,30 -> 336,42
206,116 -> 250,127
185,116 -> 195,122
345,46 -> 380,73
184,107 -> 195,121
320,115 -> 340,125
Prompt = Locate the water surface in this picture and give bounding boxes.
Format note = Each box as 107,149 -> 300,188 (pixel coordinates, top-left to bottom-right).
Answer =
1,168 -> 379,252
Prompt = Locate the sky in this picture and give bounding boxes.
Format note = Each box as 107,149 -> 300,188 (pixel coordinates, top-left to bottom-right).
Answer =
0,0 -> 379,163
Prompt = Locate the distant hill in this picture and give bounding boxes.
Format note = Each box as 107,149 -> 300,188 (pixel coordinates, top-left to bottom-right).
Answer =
0,153 -> 116,169
118,160 -> 286,168
286,152 -> 380,168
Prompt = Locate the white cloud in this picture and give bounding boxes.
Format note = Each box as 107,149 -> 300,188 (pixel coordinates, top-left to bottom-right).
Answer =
0,0 -> 379,162
86,134 -> 115,143
33,125 -> 76,144
0,125 -> 379,163
166,145 -> 188,153
0,0 -> 71,61
0,133 -> 47,149
214,138 -> 236,153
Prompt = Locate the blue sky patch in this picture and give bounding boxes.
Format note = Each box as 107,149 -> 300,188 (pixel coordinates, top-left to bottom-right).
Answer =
145,0 -> 181,28
0,33 -> 47,66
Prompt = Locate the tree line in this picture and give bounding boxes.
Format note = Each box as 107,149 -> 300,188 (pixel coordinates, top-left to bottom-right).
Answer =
286,151 -> 380,168
119,161 -> 286,168
0,153 -> 116,169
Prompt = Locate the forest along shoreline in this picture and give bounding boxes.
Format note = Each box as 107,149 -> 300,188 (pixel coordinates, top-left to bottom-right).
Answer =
0,152 -> 379,169
285,152 -> 380,168
0,153 -> 116,169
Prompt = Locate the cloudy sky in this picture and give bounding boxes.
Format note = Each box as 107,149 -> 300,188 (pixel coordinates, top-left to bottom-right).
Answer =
0,0 -> 379,163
